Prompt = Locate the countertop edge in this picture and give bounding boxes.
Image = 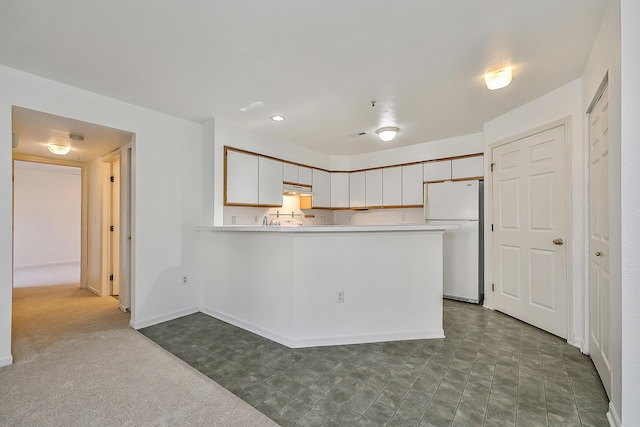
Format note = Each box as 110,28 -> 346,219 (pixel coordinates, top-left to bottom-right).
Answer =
195,224 -> 459,233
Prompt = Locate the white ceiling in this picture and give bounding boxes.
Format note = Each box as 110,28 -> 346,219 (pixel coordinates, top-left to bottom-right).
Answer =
1,1 -> 608,157
12,107 -> 132,163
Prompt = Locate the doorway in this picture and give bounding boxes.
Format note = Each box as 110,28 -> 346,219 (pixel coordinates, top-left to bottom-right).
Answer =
490,123 -> 570,338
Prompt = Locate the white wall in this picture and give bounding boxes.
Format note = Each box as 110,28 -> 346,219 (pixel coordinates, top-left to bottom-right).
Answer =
86,158 -> 105,295
340,133 -> 484,171
13,162 -> 81,268
620,0 -> 640,425
0,64 -> 207,365
581,0 -> 622,423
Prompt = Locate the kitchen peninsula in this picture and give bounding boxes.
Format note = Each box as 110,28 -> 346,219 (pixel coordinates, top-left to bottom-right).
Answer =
197,224 -> 456,348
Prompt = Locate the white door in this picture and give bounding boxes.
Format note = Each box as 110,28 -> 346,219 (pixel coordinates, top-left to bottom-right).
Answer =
492,125 -> 567,338
110,159 -> 120,296
589,86 -> 611,397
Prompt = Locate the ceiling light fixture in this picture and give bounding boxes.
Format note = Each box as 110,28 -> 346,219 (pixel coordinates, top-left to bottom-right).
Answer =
69,133 -> 84,141
484,67 -> 513,90
271,115 -> 285,122
376,126 -> 399,142
48,143 -> 71,156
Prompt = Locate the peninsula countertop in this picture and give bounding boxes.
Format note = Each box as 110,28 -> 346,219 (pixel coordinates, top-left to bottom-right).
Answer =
196,224 -> 459,233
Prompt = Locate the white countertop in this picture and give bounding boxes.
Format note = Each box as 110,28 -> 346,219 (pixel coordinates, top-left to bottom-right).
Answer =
196,224 -> 459,233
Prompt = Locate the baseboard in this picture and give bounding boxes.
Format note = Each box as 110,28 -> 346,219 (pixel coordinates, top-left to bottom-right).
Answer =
86,285 -> 101,296
14,260 -> 80,269
131,307 -> 199,330
607,401 -> 620,427
0,353 -> 13,367
200,307 -> 445,348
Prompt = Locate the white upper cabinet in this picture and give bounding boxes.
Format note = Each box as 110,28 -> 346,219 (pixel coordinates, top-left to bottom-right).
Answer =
283,163 -> 313,186
402,163 -> 424,205
283,162 -> 298,183
258,156 -> 283,206
298,166 -> 313,185
451,156 -> 484,179
382,167 -> 402,207
365,169 -> 383,207
349,171 -> 366,208
312,169 -> 331,208
423,160 -> 452,182
331,172 -> 350,208
226,150 -> 259,205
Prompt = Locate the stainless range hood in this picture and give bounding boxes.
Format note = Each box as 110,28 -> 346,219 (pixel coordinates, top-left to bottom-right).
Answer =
283,184 -> 313,196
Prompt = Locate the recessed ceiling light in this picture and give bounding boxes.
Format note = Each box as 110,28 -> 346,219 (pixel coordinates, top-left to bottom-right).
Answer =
48,143 -> 71,155
484,67 -> 513,90
271,115 -> 285,122
376,127 -> 400,142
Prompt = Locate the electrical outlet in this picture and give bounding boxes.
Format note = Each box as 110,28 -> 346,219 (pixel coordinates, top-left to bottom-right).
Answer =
337,290 -> 344,303
181,275 -> 188,286
401,214 -> 406,222
231,216 -> 237,225
254,215 -> 258,223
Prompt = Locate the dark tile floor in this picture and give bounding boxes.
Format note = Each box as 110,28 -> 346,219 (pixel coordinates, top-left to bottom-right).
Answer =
140,300 -> 609,427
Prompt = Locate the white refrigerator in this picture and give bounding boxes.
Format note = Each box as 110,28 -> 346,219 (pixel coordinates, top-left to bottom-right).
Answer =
424,180 -> 484,303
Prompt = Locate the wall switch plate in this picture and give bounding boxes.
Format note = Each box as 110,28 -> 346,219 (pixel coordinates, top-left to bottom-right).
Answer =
231,216 -> 237,225
181,275 -> 188,286
337,290 -> 344,303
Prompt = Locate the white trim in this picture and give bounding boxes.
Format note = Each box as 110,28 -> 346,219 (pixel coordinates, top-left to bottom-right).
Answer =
485,118 -> 576,345
86,285 -> 101,296
607,401 -> 620,427
13,260 -> 80,269
130,307 -> 199,330
0,354 -> 13,367
201,307 -> 445,348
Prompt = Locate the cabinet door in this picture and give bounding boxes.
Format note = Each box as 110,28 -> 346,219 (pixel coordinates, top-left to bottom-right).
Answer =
402,163 -> 424,205
283,163 -> 298,183
349,171 -> 366,208
365,169 -> 383,207
423,160 -> 452,182
226,150 -> 259,205
331,172 -> 350,208
258,157 -> 283,206
383,167 -> 402,207
298,166 -> 313,185
312,169 -> 331,208
451,156 -> 484,179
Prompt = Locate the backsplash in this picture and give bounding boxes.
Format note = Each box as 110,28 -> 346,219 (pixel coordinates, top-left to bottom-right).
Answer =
223,195 -> 334,226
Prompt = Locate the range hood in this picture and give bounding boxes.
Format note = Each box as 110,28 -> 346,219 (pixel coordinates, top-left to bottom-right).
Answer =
283,184 -> 313,196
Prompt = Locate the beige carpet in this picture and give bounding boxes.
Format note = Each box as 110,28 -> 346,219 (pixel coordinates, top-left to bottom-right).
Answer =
1,284 -> 277,427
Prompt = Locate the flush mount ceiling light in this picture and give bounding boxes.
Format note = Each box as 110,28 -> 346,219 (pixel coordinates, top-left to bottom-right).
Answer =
48,143 -> 71,156
271,115 -> 285,122
376,126 -> 399,142
484,67 -> 513,90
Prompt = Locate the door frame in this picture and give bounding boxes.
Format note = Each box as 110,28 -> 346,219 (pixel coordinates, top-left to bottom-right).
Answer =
484,117 -> 575,344
584,74 -> 609,358
12,154 -> 88,290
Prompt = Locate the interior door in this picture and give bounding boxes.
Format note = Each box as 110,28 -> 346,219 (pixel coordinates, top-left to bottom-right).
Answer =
589,85 -> 611,397
492,125 -> 567,338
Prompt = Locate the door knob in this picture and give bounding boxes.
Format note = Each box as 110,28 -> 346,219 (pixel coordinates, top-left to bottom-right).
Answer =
595,251 -> 602,257
553,238 -> 564,246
